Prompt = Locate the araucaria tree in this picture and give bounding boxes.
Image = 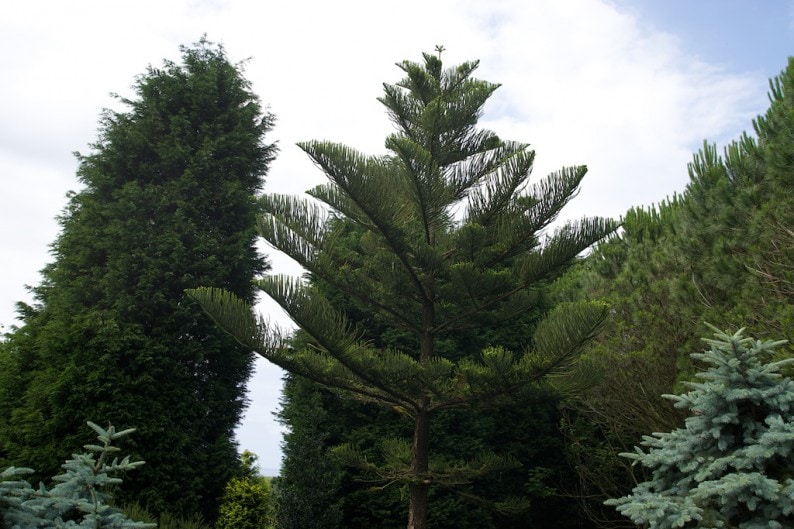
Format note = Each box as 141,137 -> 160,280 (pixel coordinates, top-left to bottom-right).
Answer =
606,327 -> 794,528
0,39 -> 275,519
191,50 -> 614,529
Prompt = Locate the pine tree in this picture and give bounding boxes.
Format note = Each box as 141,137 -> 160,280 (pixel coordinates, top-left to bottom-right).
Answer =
558,57 -> 794,526
279,376 -> 591,529
606,327 -> 794,528
554,200 -> 691,525
0,38 -> 276,519
190,49 -> 614,529
276,223 -> 598,529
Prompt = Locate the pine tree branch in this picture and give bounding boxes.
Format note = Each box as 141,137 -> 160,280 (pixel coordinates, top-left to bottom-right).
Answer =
301,142 -> 431,303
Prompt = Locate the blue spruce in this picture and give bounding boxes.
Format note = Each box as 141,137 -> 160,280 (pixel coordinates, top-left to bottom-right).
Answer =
606,326 -> 794,528
0,422 -> 151,528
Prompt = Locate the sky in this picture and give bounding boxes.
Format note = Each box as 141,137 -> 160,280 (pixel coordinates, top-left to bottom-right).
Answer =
1,0 -> 792,475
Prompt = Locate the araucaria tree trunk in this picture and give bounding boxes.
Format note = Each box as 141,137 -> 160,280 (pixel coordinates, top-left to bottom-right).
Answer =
191,48 -> 614,528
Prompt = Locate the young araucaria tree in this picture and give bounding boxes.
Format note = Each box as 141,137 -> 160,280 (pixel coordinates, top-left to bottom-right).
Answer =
190,49 -> 614,529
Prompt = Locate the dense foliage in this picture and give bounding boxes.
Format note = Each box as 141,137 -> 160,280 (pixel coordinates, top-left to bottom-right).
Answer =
278,375 -> 589,529
0,38 -> 276,520
557,58 -> 794,526
606,327 -> 794,528
191,49 -> 614,529
2,37 -> 792,529
274,374 -> 344,529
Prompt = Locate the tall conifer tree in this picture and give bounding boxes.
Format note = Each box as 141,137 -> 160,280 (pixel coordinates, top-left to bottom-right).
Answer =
191,49 -> 613,529
0,38 -> 276,519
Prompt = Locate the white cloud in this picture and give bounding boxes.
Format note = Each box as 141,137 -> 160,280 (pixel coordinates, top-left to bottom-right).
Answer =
0,0 -> 775,472
464,1 -> 761,221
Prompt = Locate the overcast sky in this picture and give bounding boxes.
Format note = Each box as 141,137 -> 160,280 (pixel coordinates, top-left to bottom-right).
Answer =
1,0 -> 792,474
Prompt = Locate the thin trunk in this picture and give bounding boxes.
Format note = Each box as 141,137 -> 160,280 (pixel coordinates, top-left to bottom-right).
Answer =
408,404 -> 430,529
408,302 -> 434,529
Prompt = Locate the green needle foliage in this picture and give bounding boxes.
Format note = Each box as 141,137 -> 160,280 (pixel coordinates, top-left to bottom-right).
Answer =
606,327 -> 794,528
190,49 -> 614,529
274,374 -> 343,529
0,38 -> 276,520
274,222 -> 592,529
557,57 -> 794,526
0,422 -> 152,529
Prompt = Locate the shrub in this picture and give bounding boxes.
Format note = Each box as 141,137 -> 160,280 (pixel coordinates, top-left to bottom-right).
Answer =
215,477 -> 274,529
215,450 -> 274,529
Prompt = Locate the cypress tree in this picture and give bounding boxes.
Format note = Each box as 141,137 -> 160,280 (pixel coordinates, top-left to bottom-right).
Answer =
191,49 -> 613,529
0,38 -> 276,519
274,374 -> 344,529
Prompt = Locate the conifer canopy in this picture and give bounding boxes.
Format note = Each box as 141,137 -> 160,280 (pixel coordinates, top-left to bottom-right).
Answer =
0,38 -> 276,520
191,49 -> 614,529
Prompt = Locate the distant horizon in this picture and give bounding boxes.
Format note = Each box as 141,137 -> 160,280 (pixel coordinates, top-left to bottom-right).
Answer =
260,467 -> 280,478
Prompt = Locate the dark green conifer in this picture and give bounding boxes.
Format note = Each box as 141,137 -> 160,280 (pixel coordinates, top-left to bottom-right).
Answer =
274,374 -> 344,529
0,38 -> 276,519
276,222 -> 597,529
558,57 -> 794,526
